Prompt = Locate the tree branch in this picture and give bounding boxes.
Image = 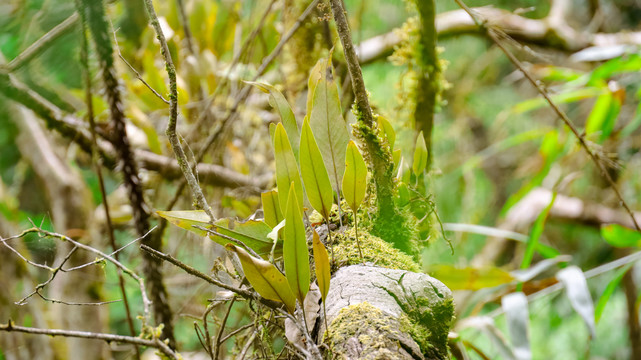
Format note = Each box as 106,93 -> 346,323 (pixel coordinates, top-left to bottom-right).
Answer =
0,322 -> 178,360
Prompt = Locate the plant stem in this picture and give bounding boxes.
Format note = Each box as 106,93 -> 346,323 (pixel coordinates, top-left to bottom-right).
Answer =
353,210 -> 363,260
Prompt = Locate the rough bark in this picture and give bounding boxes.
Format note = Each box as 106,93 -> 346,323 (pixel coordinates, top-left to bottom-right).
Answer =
321,265 -> 455,360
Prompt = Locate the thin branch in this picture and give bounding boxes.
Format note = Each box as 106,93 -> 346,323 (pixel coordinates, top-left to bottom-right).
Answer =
78,14 -> 141,358
141,0 -> 216,222
454,0 -> 640,232
220,322 -> 254,344
0,322 -> 178,360
213,297 -> 236,360
3,13 -> 79,72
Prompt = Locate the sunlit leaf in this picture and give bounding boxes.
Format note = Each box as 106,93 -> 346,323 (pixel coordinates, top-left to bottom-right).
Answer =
312,230 -> 330,302
595,263 -> 633,323
412,131 -> 428,175
247,81 -> 300,158
556,266 -> 596,338
392,149 -> 402,173
601,224 -> 641,248
273,123 -> 303,212
585,86 -> 622,142
261,190 -> 283,228
307,59 -> 323,114
157,210 -> 277,256
283,184 -> 310,304
226,244 -> 296,314
342,140 -> 367,213
308,58 -> 350,191
501,292 -> 531,360
429,265 -> 515,290
300,117 -> 334,219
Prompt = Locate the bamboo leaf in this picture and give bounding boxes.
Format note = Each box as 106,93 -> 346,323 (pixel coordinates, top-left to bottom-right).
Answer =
226,244 -> 296,314
556,266 -> 596,338
342,140 -> 368,213
273,123 -> 304,212
308,58 -> 350,191
157,210 -> 210,237
300,117 -> 334,219
595,263 -> 633,323
601,224 -> 641,248
247,81 -> 300,158
429,265 -> 515,290
412,131 -> 428,175
312,230 -> 331,302
501,292 -> 531,360
261,190 -> 284,228
284,183 -> 310,305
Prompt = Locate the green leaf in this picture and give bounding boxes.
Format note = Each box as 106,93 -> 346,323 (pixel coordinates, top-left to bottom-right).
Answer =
378,116 -> 396,149
247,81 -> 300,158
429,265 -> 515,291
157,210 -> 278,257
392,149 -> 402,173
601,224 -> 641,248
521,193 -> 556,270
342,141 -> 368,213
307,59 -> 323,115
585,88 -> 621,142
595,263 -> 633,322
157,210 -> 210,237
261,190 -> 283,228
300,117 -> 334,219
273,123 -> 304,213
308,58 -> 350,192
412,131 -> 428,175
283,184 -> 310,305
226,244 -> 296,314
312,230 -> 331,302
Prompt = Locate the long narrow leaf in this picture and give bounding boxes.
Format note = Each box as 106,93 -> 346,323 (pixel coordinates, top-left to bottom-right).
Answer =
412,131 -> 428,175
284,184 -> 310,304
273,123 -> 303,212
312,230 -> 330,302
226,244 -> 296,314
501,292 -> 531,360
308,59 -> 350,191
556,266 -> 596,338
261,190 -> 284,228
521,193 -> 557,270
342,141 -> 367,213
595,263 -> 633,322
300,117 -> 334,219
247,81 -> 300,158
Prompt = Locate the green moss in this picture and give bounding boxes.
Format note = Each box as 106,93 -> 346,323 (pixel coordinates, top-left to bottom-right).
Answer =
325,302 -> 407,359
333,227 -> 420,272
401,297 -> 455,359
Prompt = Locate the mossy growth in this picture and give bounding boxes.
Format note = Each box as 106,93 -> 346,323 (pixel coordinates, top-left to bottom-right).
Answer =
400,297 -> 455,359
324,302 -> 411,359
332,227 -> 420,272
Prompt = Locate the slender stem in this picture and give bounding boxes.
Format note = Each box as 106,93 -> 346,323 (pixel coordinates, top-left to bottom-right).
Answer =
354,210 -> 363,260
325,218 -> 335,264
214,297 -> 236,360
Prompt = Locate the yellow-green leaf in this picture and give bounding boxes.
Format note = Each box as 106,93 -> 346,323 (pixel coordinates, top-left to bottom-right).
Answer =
284,184 -> 310,305
261,190 -> 283,228
157,210 -> 210,237
247,81 -> 300,158
429,265 -> 515,290
307,59 -> 323,115
378,116 -> 396,149
342,141 -> 367,213
157,210 -> 278,257
308,58 -> 350,192
300,117 -> 334,219
273,123 -> 303,213
226,244 -> 296,314
412,131 -> 428,175
312,230 -> 330,302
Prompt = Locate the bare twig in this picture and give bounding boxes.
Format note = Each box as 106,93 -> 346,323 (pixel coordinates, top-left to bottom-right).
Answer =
142,0 -> 216,222
3,13 -> 79,72
454,0 -> 640,232
0,322 -> 178,360
213,297 -> 237,360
